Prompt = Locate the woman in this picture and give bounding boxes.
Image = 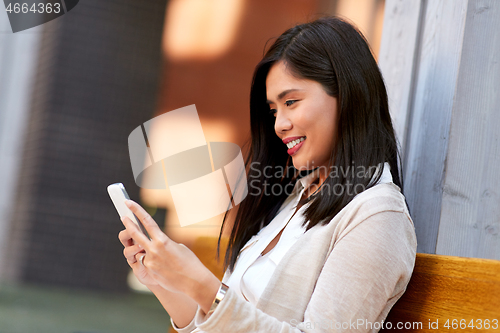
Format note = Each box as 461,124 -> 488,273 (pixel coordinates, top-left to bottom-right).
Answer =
119,16 -> 417,333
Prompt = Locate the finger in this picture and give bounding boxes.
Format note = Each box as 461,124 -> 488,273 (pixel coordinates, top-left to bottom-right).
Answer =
121,215 -> 151,249
124,200 -> 166,241
123,244 -> 144,261
127,253 -> 144,266
135,252 -> 147,267
118,229 -> 133,247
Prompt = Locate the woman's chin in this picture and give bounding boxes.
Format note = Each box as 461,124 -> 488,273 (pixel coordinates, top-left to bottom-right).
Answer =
293,161 -> 313,171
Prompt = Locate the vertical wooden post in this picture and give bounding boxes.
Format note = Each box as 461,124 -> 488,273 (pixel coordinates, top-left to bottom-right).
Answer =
379,0 -> 500,259
436,0 -> 500,259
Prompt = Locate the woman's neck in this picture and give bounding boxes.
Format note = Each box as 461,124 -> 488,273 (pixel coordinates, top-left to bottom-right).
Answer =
301,167 -> 329,200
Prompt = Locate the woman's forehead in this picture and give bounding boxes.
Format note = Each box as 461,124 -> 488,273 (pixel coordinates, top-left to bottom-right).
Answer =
266,63 -> 312,100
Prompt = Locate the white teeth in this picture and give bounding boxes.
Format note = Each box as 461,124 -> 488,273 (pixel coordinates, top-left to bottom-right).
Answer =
286,137 -> 305,149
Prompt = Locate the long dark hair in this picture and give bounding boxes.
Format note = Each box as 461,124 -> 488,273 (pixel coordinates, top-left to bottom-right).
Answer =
218,15 -> 405,273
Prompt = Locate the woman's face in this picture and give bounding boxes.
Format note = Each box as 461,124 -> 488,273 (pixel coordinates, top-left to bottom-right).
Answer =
266,60 -> 339,171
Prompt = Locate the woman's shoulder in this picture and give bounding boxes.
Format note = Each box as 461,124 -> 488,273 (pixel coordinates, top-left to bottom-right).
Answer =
347,182 -> 408,215
321,182 -> 417,261
325,182 -> 413,234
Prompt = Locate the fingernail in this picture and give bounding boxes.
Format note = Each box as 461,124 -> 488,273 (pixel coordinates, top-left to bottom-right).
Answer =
125,200 -> 131,207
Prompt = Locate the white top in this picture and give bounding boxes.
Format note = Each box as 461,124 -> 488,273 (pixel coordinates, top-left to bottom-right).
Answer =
171,162 -> 394,332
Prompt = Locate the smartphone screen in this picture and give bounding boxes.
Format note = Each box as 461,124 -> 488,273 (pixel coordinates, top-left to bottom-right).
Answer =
107,183 -> 151,240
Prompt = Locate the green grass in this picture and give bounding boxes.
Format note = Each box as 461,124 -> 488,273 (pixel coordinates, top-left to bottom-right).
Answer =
0,283 -> 171,333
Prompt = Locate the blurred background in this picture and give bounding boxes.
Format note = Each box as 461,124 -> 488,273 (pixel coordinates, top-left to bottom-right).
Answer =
0,0 -> 386,332
1,0 -> 499,332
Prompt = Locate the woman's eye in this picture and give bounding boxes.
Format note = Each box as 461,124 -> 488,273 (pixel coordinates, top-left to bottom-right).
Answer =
285,100 -> 297,107
269,108 -> 277,116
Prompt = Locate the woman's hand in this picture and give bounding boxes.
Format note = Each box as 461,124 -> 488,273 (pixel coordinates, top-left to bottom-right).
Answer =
120,200 -> 221,313
118,228 -> 158,287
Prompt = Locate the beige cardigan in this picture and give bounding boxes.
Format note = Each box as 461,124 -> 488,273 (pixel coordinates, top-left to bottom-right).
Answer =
174,182 -> 417,333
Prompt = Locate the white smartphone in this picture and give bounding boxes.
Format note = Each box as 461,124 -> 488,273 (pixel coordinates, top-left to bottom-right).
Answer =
107,183 -> 150,239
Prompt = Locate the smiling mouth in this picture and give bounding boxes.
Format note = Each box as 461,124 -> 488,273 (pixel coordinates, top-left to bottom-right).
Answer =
286,136 -> 306,149
287,136 -> 306,156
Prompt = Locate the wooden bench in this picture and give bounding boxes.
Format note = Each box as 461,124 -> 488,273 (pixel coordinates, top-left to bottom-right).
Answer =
170,239 -> 500,332
380,253 -> 500,332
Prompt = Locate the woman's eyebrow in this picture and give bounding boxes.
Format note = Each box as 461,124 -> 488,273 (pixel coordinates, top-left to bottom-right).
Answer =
266,89 -> 304,104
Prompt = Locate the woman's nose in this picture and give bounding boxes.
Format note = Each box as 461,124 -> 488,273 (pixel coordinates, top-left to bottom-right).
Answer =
274,110 -> 292,136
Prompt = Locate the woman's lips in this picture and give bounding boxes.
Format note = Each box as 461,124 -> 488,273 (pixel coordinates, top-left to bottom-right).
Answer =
287,138 -> 305,156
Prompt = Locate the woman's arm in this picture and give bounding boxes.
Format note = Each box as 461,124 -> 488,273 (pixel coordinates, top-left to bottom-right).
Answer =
121,199 -> 415,332
147,284 -> 198,329
190,210 -> 416,333
119,200 -> 223,330
146,272 -> 221,330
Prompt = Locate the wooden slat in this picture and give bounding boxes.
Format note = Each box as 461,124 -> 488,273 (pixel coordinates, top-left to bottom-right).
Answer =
401,0 -> 470,255
381,253 -> 500,332
435,0 -> 500,260
378,0 -> 423,156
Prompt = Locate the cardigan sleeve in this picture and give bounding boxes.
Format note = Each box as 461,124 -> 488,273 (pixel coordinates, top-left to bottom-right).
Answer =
190,209 -> 416,333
